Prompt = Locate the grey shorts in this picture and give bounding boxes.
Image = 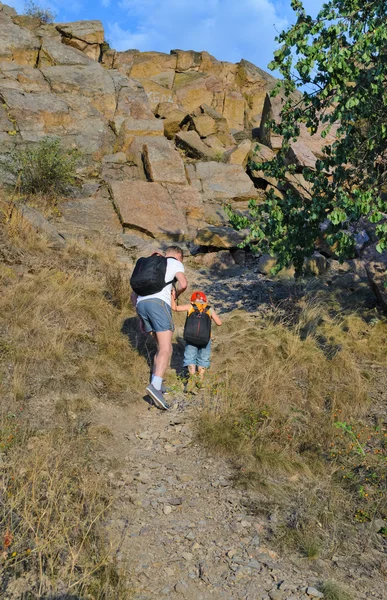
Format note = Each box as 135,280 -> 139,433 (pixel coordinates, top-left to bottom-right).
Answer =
137,299 -> 174,333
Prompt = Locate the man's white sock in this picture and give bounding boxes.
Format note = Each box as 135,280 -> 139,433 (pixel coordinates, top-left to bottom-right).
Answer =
152,375 -> 163,391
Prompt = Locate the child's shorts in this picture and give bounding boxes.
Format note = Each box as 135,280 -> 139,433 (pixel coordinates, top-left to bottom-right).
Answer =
183,340 -> 211,368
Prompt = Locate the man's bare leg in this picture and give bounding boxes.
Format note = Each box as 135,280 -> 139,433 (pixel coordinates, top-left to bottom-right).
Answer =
153,330 -> 173,379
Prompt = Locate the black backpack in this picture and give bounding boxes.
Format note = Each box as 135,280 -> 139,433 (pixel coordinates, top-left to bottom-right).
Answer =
130,254 -> 175,296
183,304 -> 211,348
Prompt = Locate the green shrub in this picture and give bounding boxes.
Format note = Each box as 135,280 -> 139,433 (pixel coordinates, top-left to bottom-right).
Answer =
23,1 -> 56,23
8,137 -> 79,198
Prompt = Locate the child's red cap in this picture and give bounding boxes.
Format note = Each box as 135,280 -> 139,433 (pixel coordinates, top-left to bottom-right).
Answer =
191,291 -> 207,303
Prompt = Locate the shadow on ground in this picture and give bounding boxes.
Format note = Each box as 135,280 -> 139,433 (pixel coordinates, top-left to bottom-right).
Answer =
121,316 -> 186,379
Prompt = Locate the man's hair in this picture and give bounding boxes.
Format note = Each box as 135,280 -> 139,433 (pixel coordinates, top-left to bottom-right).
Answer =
165,245 -> 184,260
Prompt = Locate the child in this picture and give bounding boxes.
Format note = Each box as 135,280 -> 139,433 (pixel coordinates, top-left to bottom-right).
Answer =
171,290 -> 222,387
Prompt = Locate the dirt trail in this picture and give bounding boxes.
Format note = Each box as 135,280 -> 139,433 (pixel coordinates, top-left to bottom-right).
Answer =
93,398 -> 320,600
90,264 -> 384,600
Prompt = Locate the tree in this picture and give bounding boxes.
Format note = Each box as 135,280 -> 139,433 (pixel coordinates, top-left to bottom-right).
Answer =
235,0 -> 387,273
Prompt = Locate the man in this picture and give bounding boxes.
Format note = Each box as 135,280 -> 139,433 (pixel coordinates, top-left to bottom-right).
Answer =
131,246 -> 187,409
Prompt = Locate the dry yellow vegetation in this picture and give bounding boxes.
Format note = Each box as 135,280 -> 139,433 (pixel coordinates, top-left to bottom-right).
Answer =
198,299 -> 387,558
0,197 -> 145,597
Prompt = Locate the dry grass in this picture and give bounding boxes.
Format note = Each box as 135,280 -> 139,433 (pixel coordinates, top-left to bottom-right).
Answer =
0,202 -> 146,597
319,580 -> 353,600
0,417 -> 131,598
197,301 -> 387,556
0,261 -> 142,404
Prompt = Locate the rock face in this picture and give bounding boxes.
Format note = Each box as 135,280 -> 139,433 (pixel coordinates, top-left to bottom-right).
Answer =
108,180 -> 189,241
0,2 -> 338,254
188,162 -> 257,202
142,137 -> 187,184
195,225 -> 243,249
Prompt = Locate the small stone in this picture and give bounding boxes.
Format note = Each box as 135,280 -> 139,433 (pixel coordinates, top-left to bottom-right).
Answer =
185,531 -> 195,541
227,548 -> 238,558
161,586 -> 172,595
136,471 -> 151,484
163,505 -> 173,515
175,581 -> 188,594
306,588 -> 323,598
182,552 -> 193,561
128,495 -> 143,507
241,520 -> 251,528
177,474 -> 193,483
248,559 -> 262,571
137,431 -> 150,440
164,567 -> 175,577
167,496 -> 183,506
191,542 -> 201,551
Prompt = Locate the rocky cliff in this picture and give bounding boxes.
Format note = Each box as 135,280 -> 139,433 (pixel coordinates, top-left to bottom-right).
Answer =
0,2 -> 329,250
1,1 -> 386,308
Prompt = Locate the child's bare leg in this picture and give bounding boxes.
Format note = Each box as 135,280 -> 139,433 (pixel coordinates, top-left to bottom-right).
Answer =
188,365 -> 196,376
198,367 -> 206,381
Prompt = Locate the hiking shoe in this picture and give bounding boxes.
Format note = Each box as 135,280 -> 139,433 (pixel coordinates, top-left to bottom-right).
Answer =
161,383 -> 171,395
146,384 -> 169,410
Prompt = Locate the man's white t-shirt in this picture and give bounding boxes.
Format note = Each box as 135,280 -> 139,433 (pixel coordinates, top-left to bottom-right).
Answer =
136,258 -> 185,307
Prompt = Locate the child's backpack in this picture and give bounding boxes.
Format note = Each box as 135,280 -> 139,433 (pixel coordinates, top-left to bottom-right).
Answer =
183,303 -> 211,347
130,254 -> 175,296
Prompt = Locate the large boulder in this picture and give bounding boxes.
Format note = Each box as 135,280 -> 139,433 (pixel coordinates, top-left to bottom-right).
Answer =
0,102 -> 16,146
194,225 -> 243,249
113,49 -> 139,77
56,20 -> 104,44
194,250 -> 235,270
174,72 -> 215,113
38,37 -> 93,67
0,86 -> 73,143
130,51 -> 177,88
188,114 -> 217,138
40,64 -> 117,117
138,79 -> 174,112
142,137 -> 187,184
56,20 -> 104,61
171,49 -> 203,72
189,161 -> 257,202
176,130 -> 220,161
57,186 -> 122,241
164,183 -> 205,223
260,92 -> 338,159
225,139 -> 251,167
236,59 -> 277,129
286,140 -> 318,170
259,93 -> 284,150
114,118 -> 164,153
108,179 -> 188,241
163,110 -> 188,139
0,9 -> 40,66
13,204 -> 66,249
222,89 -> 245,131
114,74 -> 155,120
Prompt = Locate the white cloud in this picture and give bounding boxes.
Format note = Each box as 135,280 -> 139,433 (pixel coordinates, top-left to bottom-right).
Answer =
101,0 -> 111,6
107,0 -> 288,71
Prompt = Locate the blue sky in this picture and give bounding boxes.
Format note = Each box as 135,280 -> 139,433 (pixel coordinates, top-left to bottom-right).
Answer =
7,0 -> 323,72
